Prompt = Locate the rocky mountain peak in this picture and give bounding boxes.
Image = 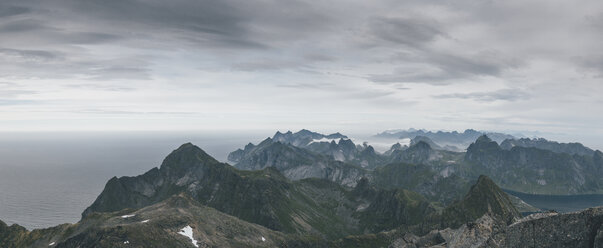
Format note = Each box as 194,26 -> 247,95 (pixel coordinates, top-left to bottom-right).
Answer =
391,142 -> 402,150
410,140 -> 432,151
441,175 -> 521,228
159,143 -> 218,177
474,135 -> 493,144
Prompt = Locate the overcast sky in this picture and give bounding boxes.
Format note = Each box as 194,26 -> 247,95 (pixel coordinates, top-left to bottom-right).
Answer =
0,0 -> 602,148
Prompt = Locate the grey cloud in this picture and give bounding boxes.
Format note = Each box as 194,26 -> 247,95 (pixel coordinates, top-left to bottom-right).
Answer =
0,89 -> 37,98
231,60 -> 302,72
59,32 -> 121,45
0,5 -> 30,17
368,68 -> 453,85
63,83 -> 136,92
75,109 -> 197,115
434,89 -> 530,102
586,13 -> 603,30
49,0 -> 271,49
1,0 -> 334,50
0,49 -> 151,80
369,50 -> 522,85
0,99 -> 38,105
87,66 -> 150,80
277,82 -> 336,89
0,19 -> 121,45
576,56 -> 603,77
0,0 -> 336,81
0,48 -> 60,62
303,53 -> 336,62
0,82 -> 16,86
230,53 -> 335,72
0,19 -> 48,33
369,17 -> 445,47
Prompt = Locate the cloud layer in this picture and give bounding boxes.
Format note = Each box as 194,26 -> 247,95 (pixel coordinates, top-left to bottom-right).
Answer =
0,0 -> 602,148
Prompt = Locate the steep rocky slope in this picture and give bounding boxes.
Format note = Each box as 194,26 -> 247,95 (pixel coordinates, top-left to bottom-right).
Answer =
231,130 -> 387,169
229,138 -> 369,187
2,194 -> 294,248
465,135 -> 603,194
500,137 -> 595,156
81,143 -> 441,240
330,175 -> 521,247
83,143 -> 359,237
372,162 -> 470,205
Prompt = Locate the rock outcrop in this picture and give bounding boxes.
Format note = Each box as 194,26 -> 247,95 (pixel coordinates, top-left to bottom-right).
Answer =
465,135 -> 603,194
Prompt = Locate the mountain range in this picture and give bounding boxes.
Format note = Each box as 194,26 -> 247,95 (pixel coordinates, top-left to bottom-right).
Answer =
2,129 -> 603,247
375,128 -> 516,151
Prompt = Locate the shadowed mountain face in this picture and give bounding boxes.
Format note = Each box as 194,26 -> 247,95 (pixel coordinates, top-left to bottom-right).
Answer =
227,138 -> 369,187
438,175 -> 521,229
371,162 -> 470,205
465,135 -> 603,194
500,137 -> 595,156
230,130 -> 387,170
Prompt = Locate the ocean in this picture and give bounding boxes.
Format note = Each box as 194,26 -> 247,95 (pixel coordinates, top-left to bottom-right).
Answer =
0,131 -> 269,230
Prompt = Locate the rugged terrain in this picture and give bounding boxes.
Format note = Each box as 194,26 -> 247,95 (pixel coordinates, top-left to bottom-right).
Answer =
2,129 -> 603,247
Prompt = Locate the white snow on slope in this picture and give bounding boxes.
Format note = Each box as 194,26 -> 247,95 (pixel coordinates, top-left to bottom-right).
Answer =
178,225 -> 199,247
48,242 -> 55,246
261,236 -> 266,242
141,219 -> 150,223
121,214 -> 135,218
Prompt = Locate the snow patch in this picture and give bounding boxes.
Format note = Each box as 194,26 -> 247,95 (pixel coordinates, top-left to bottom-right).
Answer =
124,241 -> 129,244
178,225 -> 199,248
48,242 -> 55,246
141,219 -> 150,223
121,214 -> 135,218
261,236 -> 266,242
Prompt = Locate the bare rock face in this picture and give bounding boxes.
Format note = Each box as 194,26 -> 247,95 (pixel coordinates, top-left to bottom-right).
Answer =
390,207 -> 603,248
595,228 -> 603,248
500,207 -> 603,248
439,215 -> 500,248
388,231 -> 445,248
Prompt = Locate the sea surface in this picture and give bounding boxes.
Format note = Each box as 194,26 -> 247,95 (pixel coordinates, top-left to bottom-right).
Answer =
505,189 -> 603,213
0,131 -> 269,230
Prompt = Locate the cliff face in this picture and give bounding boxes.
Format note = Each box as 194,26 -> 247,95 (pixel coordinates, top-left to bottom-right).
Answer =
372,162 -> 470,205
439,175 -> 521,229
389,206 -> 603,248
230,138 -> 369,187
231,130 -> 387,170
500,137 -> 595,156
465,135 -> 603,194
501,208 -> 603,247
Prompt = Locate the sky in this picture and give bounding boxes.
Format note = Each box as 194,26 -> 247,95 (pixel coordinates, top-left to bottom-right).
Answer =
0,0 -> 602,148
